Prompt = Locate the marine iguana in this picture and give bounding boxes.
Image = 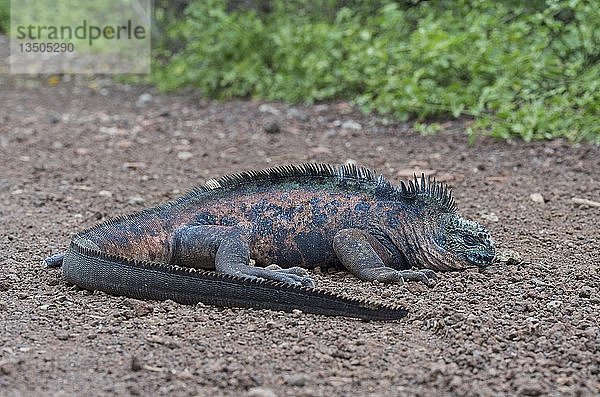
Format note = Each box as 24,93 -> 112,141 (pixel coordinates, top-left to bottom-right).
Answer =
44,163 -> 495,320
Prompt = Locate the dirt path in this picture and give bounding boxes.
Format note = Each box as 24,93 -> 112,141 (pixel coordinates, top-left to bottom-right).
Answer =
1,75 -> 598,396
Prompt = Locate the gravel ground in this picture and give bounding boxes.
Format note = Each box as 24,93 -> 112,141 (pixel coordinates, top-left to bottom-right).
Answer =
0,70 -> 599,397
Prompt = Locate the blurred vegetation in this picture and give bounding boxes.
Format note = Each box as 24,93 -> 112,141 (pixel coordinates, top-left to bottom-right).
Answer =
0,0 -> 9,33
152,0 -> 599,142
1,1 -> 598,142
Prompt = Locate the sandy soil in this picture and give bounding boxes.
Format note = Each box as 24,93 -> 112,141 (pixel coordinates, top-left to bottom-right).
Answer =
0,72 -> 599,397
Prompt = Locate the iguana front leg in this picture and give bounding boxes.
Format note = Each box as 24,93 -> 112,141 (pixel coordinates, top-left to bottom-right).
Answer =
170,225 -> 314,287
332,228 -> 436,285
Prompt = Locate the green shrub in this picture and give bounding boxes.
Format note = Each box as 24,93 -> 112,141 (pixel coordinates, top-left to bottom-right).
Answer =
0,0 -> 9,33
154,0 -> 599,142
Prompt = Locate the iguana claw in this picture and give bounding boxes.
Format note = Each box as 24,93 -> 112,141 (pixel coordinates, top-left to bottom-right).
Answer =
245,269 -> 315,288
397,269 -> 437,286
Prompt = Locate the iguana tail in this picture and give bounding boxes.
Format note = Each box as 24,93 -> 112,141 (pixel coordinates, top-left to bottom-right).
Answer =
45,237 -> 407,321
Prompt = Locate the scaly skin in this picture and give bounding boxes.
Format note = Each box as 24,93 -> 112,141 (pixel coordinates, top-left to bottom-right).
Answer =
44,163 -> 496,320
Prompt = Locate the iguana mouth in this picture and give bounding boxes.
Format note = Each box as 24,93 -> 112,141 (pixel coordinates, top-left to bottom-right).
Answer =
465,249 -> 495,267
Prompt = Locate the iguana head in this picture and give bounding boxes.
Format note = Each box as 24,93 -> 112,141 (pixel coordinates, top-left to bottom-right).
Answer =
435,213 -> 495,269
389,173 -> 496,271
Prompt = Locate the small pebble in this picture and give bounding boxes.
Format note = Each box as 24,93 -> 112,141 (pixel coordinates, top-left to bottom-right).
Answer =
530,193 -> 545,204
546,300 -> 562,310
285,374 -> 307,387
341,120 -> 362,130
258,104 -> 280,115
136,93 -> 153,107
123,162 -> 146,170
310,146 -> 332,155
286,107 -> 309,121
97,190 -> 113,198
177,151 -> 193,160
481,213 -> 499,222
291,309 -> 303,317
579,286 -> 593,299
247,386 -> 277,397
0,360 -> 17,375
516,378 -> 546,396
131,356 -> 143,371
264,120 -> 281,134
265,321 -> 276,329
127,196 -> 145,205
48,113 -> 60,124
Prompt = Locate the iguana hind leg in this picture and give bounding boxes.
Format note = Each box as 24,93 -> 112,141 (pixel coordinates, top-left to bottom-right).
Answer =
332,228 -> 435,286
171,225 -> 314,287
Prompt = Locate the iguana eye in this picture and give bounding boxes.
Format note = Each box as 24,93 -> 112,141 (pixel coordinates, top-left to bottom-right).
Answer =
462,235 -> 479,246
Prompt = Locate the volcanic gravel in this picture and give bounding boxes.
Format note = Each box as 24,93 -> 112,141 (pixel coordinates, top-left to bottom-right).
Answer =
0,73 -> 599,396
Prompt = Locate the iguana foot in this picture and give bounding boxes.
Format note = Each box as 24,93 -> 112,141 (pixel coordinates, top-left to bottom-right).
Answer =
265,264 -> 310,276
241,266 -> 315,288
361,268 -> 436,286
396,269 -> 437,286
